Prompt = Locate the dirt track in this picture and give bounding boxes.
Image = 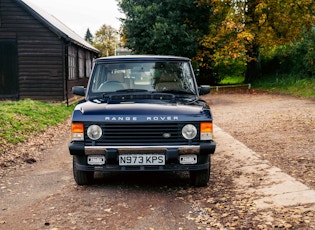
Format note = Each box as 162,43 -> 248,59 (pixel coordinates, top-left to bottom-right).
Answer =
0,94 -> 314,229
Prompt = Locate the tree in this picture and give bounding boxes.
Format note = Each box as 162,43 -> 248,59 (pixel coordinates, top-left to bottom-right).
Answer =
118,0 -> 210,58
197,0 -> 315,82
84,28 -> 93,44
195,0 -> 252,84
93,24 -> 119,57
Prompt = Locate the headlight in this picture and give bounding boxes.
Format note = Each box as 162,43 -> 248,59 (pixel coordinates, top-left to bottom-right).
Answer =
182,124 -> 197,140
87,125 -> 102,140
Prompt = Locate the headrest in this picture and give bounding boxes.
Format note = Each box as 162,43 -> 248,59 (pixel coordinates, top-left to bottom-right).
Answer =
159,73 -> 178,82
107,73 -> 125,82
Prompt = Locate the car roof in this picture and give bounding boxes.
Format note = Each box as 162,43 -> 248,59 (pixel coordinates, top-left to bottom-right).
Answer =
95,55 -> 191,63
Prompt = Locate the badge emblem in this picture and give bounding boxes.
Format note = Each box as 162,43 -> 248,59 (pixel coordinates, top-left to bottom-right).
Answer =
163,133 -> 171,138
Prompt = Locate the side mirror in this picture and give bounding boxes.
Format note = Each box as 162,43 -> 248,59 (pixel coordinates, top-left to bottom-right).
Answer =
199,85 -> 211,95
72,86 -> 86,96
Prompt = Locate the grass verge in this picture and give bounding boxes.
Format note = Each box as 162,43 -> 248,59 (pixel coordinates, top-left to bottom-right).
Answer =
219,74 -> 315,98
0,99 -> 73,153
252,74 -> 315,98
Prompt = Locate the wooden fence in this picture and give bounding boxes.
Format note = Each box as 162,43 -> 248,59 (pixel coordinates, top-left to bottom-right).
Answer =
210,84 -> 251,94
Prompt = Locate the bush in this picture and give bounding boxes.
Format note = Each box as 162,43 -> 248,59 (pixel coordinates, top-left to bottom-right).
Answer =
262,29 -> 315,77
252,73 -> 315,98
195,60 -> 246,85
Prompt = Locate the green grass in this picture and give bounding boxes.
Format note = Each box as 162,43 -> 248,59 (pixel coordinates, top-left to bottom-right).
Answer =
0,99 -> 73,153
218,74 -> 315,98
219,76 -> 245,85
252,74 -> 315,98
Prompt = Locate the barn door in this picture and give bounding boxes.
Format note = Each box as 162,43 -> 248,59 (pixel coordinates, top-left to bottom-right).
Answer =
0,40 -> 18,98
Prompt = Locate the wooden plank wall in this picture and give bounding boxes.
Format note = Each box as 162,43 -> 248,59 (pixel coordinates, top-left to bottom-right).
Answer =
0,0 -> 98,101
1,0 -> 64,101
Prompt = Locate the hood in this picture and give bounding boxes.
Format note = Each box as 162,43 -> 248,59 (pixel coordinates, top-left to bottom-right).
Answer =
75,101 -> 203,116
72,100 -> 212,123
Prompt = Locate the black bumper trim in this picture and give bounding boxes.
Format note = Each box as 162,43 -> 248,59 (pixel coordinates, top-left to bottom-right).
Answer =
74,161 -> 210,172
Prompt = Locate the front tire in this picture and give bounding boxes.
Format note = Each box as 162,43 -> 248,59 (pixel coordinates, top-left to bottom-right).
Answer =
190,156 -> 210,187
73,156 -> 94,185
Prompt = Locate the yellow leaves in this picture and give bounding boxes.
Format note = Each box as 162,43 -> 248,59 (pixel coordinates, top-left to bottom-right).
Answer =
224,21 -> 238,31
255,2 -> 268,14
237,31 -> 254,43
258,14 -> 267,26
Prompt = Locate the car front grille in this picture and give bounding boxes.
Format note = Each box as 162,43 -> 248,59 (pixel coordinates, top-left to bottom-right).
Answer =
84,122 -> 200,146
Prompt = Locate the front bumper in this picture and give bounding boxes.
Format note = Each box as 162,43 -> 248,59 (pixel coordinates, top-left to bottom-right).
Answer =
70,141 -> 216,172
69,141 -> 216,156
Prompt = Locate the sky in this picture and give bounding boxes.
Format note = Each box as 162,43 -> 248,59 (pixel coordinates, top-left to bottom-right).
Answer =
26,0 -> 125,38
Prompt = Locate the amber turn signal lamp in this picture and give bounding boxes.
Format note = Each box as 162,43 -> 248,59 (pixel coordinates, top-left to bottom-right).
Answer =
72,123 -> 84,133
200,122 -> 213,133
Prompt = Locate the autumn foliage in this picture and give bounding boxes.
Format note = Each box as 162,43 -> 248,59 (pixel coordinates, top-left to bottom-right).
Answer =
196,0 -> 315,82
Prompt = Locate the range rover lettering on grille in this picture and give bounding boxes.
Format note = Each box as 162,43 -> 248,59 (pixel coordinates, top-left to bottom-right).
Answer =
105,116 -> 137,121
104,116 -> 179,121
146,116 -> 179,121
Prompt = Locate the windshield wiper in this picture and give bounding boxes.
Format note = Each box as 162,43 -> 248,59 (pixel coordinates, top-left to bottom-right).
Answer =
116,89 -> 148,93
157,89 -> 195,95
88,96 -> 109,103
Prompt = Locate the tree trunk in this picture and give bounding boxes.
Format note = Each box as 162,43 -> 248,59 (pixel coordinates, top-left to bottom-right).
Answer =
244,0 -> 262,83
245,43 -> 262,83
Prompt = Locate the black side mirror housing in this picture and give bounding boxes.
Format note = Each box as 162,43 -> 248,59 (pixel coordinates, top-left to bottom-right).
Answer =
199,85 -> 211,95
72,86 -> 86,96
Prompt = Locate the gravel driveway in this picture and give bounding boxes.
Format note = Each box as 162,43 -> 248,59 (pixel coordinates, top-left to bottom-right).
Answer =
203,93 -> 315,189
0,93 -> 314,229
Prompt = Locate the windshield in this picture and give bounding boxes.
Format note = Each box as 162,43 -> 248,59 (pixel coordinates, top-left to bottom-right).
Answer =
88,61 -> 197,95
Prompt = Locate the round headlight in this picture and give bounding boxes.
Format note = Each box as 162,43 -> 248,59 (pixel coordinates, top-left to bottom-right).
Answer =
87,125 -> 102,140
182,124 -> 197,140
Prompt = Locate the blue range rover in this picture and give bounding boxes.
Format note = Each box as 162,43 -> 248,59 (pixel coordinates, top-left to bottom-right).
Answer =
69,55 -> 216,186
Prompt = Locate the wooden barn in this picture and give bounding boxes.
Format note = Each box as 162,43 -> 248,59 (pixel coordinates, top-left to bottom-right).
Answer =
0,0 -> 100,103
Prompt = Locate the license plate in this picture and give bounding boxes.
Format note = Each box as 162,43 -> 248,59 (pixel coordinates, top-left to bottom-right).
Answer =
87,155 -> 105,165
179,155 -> 197,164
119,154 -> 165,166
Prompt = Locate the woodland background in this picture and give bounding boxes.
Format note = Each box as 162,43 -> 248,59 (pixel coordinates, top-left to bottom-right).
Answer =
84,0 -> 315,95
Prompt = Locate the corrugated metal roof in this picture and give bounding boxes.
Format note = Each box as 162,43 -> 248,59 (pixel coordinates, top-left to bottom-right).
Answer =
16,0 -> 100,54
